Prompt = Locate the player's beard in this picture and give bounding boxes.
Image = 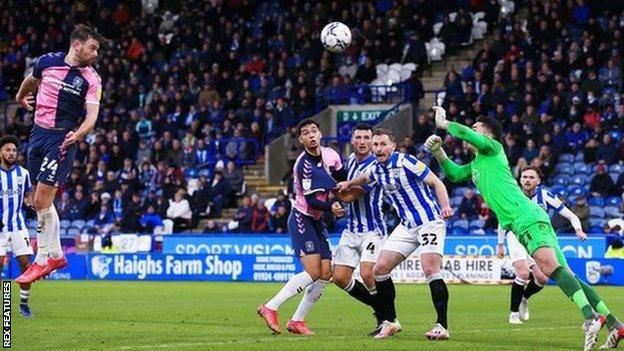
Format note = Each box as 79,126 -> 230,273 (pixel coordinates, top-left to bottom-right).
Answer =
1,157 -> 15,168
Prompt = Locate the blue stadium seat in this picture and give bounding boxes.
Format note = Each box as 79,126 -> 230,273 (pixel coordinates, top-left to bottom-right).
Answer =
609,164 -> 624,173
573,163 -> 590,175
559,154 -> 574,163
606,196 -> 622,207
71,220 -> 86,230
453,219 -> 469,230
589,207 -> 605,218
446,220 -> 454,229
589,226 -> 603,234
589,218 -> 604,228
567,186 -> 586,197
451,227 -> 468,236
570,174 -> 586,186
587,197 -> 605,207
605,206 -> 621,218
451,197 -> 463,207
574,153 -> 584,162
64,227 -> 81,237
610,173 -> 619,184
555,162 -> 572,174
60,219 -> 71,230
469,219 -> 485,229
550,185 -> 567,197
453,187 -> 467,197
611,130 -> 622,142
86,219 -> 95,227
552,175 -> 568,186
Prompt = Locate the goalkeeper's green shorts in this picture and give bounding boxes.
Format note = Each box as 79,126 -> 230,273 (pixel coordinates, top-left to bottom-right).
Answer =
514,221 -> 568,268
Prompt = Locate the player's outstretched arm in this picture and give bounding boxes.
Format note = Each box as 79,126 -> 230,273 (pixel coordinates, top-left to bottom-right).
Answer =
432,106 -> 496,154
425,135 -> 471,183
336,173 -> 370,192
15,74 -> 41,111
423,172 -> 454,219
559,207 -> 586,241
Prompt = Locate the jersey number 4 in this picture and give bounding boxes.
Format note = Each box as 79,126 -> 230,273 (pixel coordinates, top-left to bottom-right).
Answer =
365,242 -> 375,254
420,233 -> 437,246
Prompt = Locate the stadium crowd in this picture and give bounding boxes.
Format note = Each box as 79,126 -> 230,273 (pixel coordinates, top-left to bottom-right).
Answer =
0,0 -> 622,235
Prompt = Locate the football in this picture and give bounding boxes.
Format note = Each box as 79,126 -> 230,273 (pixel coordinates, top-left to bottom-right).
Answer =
320,22 -> 352,53
334,185 -> 365,203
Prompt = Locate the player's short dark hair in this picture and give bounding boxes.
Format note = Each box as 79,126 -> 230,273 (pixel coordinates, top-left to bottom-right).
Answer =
353,123 -> 373,133
520,166 -> 543,179
373,128 -> 395,143
0,135 -> 19,150
296,118 -> 320,136
475,115 -> 503,143
70,24 -> 105,45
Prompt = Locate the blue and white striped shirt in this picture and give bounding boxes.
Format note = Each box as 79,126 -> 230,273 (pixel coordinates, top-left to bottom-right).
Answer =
346,153 -> 386,236
530,186 -> 566,214
366,152 -> 440,229
0,166 -> 32,232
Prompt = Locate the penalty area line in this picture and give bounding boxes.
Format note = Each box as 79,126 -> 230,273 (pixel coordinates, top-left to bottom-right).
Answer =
109,336 -> 348,350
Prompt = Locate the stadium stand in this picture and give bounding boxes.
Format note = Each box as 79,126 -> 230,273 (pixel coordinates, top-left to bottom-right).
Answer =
0,0 -> 622,237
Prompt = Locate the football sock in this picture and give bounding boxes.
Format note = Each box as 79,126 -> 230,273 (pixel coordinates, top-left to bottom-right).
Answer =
510,277 -> 526,312
344,278 -> 374,306
576,277 -> 623,329
265,271 -> 313,310
551,267 -> 593,320
375,273 -> 396,322
523,274 -> 544,300
20,289 -> 30,305
428,274 -> 449,329
292,279 -> 329,321
34,208 -> 51,265
47,205 -> 62,259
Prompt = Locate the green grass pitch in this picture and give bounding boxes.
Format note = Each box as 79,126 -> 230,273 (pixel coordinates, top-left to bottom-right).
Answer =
9,281 -> 624,350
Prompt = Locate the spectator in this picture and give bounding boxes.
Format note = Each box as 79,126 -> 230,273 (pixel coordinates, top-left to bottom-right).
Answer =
458,189 -> 480,220
522,139 -> 539,164
565,123 -> 587,153
412,114 -> 434,146
93,204 -> 116,235
56,192 -> 72,219
590,162 -> 615,198
569,196 -> 590,232
66,191 -> 88,221
204,219 -> 222,234
223,161 -> 244,195
140,205 -> 164,234
596,134 -> 618,165
270,205 -> 289,233
234,196 -> 253,232
166,189 -> 193,233
120,193 -> 143,233
207,171 -> 230,217
251,200 -> 270,233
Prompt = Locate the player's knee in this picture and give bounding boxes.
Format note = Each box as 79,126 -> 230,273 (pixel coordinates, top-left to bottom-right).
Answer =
515,267 -> 530,281
332,271 -> 349,288
373,263 -> 391,277
422,264 -> 440,278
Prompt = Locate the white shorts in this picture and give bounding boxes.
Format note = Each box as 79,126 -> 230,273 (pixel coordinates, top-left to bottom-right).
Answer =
0,229 -> 34,257
334,230 -> 383,268
383,219 -> 446,258
507,231 -> 535,265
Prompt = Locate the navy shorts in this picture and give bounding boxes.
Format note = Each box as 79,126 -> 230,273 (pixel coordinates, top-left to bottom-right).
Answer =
288,208 -> 332,260
27,125 -> 77,186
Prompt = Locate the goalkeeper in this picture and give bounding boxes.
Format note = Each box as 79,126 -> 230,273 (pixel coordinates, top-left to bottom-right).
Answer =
425,106 -> 623,351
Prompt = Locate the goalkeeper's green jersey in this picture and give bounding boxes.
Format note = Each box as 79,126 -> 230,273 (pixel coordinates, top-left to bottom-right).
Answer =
441,122 -> 550,232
